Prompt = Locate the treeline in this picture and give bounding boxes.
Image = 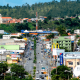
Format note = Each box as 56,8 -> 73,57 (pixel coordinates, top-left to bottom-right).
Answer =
0,1 -> 80,18
38,17 -> 80,31
0,22 -> 36,33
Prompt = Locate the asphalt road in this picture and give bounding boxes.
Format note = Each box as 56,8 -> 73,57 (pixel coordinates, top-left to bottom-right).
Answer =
24,41 -> 34,76
36,40 -> 50,80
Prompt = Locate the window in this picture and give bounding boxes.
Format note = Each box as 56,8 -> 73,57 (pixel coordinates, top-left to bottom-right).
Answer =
65,44 -> 68,46
58,55 -> 60,58
57,41 -> 58,43
58,61 -> 60,63
69,67 -> 73,70
68,62 -> 73,65
77,62 -> 79,65
65,41 -> 68,42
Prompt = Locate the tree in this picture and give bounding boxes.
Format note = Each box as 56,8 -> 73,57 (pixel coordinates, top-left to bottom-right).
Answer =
25,75 -> 33,80
46,33 -> 54,39
0,63 -> 8,80
56,25 -> 67,36
77,39 -> 80,46
47,15 -> 51,20
51,65 -> 72,79
11,64 -> 25,78
0,63 -> 8,74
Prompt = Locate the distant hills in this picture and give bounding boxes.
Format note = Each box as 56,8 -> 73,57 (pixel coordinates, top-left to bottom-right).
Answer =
0,1 -> 80,18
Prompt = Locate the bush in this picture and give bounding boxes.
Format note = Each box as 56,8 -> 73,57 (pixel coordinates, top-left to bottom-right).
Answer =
51,75 -> 60,80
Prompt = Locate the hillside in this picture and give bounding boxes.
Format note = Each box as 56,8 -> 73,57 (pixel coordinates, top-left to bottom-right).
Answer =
0,1 -> 80,18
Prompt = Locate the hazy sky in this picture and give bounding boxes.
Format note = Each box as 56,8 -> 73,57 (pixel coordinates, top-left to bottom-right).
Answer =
0,0 -> 55,7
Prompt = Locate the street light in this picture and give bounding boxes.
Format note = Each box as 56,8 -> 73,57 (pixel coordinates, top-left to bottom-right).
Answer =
64,70 -> 71,80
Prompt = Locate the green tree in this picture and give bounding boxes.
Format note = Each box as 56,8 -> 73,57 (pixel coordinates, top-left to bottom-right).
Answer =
0,63 -> 8,74
56,25 -> 67,36
51,65 -> 72,79
0,63 -> 8,80
11,64 -> 25,78
46,33 -> 54,39
77,39 -> 80,46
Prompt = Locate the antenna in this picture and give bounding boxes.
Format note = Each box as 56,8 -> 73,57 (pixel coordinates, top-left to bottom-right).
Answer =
36,12 -> 38,30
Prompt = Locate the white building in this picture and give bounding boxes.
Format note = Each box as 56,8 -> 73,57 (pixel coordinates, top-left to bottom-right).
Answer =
0,14 -> 12,24
74,29 -> 80,34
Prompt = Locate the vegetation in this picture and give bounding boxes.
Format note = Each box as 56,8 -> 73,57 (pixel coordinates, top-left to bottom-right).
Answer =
0,63 -> 8,76
33,37 -> 36,63
11,64 -> 26,78
0,23 -> 34,33
46,33 -> 54,39
51,65 -> 72,80
77,39 -> 80,46
1,1 -> 80,18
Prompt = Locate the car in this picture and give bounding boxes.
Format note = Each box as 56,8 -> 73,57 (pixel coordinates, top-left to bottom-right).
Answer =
36,77 -> 40,80
28,58 -> 32,60
39,75 -> 44,79
36,70 -> 39,74
41,67 -> 45,70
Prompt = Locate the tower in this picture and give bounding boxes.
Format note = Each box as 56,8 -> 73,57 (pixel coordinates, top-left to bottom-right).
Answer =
36,12 -> 38,30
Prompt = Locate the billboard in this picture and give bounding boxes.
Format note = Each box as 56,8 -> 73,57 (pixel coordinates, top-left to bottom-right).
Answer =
11,54 -> 20,58
60,53 -> 63,65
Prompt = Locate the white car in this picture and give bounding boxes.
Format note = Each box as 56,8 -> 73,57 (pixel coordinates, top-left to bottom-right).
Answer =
36,70 -> 39,74
36,77 -> 40,80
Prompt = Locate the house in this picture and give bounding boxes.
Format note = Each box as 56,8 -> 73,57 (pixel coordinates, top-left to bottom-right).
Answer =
0,14 -> 12,24
7,18 -> 22,23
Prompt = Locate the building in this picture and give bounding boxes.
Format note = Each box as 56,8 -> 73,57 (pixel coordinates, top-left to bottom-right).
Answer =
7,18 -> 22,23
6,54 -> 20,64
51,36 -> 71,51
3,33 -> 21,39
74,29 -> 80,35
0,14 -> 12,24
45,39 -> 51,49
64,52 -> 80,71
0,30 -> 4,34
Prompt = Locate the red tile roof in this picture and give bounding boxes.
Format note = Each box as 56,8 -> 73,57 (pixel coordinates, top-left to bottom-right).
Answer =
7,19 -> 21,23
44,17 -> 47,18
2,17 -> 12,19
24,18 -> 29,19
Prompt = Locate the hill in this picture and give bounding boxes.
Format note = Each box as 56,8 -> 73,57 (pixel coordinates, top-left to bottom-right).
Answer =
0,1 -> 80,18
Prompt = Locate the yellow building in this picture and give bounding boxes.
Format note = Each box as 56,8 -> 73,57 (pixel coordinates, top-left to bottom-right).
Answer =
64,53 -> 80,71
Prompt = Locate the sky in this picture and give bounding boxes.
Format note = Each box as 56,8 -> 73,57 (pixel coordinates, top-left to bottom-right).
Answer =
0,0 -> 55,7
